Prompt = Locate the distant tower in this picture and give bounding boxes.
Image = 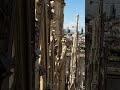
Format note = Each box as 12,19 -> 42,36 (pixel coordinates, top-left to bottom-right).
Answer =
81,28 -> 83,34
67,27 -> 70,33
110,4 -> 116,19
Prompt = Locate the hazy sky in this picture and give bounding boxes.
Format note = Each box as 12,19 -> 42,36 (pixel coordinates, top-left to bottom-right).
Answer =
64,0 -> 85,31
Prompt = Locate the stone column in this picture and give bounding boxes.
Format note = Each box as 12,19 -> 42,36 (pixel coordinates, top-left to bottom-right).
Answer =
53,0 -> 65,90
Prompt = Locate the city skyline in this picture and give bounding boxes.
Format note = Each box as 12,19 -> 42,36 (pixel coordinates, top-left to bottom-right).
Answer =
64,0 -> 85,32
